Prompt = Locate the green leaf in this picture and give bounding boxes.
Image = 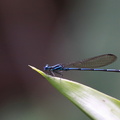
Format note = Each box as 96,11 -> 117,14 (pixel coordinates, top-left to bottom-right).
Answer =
29,65 -> 120,120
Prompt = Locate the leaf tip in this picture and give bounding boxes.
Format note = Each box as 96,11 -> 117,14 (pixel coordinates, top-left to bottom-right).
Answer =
28,65 -> 46,77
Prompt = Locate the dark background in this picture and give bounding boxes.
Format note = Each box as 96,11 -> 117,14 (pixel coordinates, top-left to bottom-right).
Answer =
0,0 -> 120,120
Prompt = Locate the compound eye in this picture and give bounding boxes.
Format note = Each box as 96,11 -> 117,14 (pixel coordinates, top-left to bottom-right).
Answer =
45,64 -> 48,67
44,64 -> 49,70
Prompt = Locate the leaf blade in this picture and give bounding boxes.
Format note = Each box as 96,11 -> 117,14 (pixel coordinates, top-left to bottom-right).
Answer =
29,65 -> 120,120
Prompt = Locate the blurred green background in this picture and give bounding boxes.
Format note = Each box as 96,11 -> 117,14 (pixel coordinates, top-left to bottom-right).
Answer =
1,0 -> 120,120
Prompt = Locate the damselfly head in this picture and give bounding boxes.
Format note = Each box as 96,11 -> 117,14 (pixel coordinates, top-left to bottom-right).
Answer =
44,64 -> 49,70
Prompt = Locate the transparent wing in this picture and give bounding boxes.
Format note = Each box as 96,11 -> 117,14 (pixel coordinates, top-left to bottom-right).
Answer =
64,54 -> 117,68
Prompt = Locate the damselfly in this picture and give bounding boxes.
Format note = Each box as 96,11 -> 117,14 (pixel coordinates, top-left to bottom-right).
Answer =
44,54 -> 120,76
